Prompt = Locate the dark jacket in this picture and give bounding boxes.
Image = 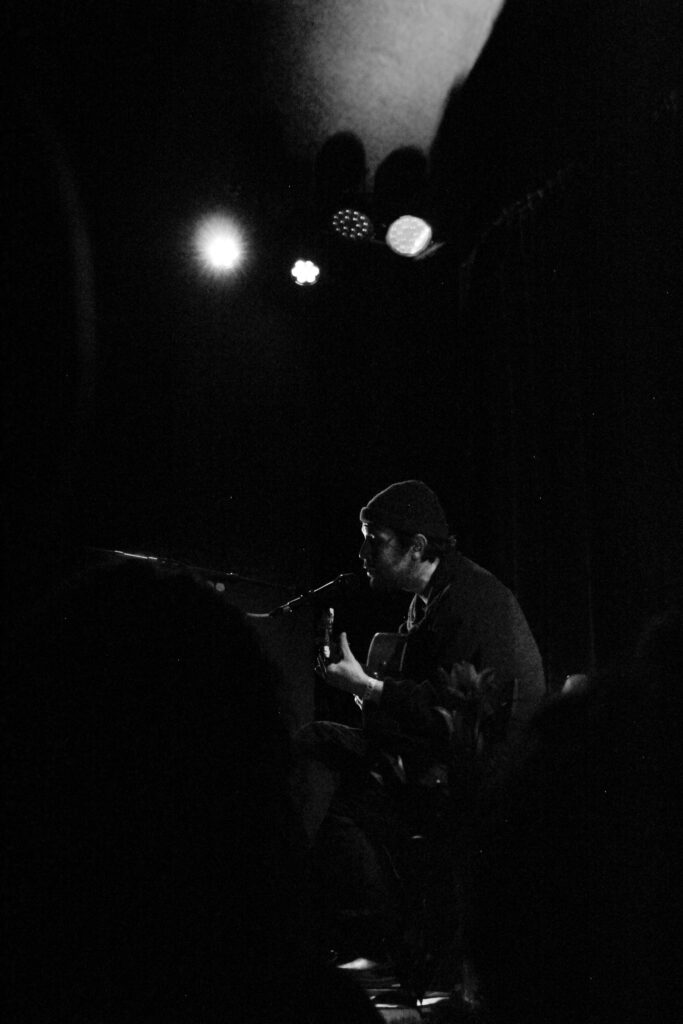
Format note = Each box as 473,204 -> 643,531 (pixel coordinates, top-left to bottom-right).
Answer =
364,551 -> 545,775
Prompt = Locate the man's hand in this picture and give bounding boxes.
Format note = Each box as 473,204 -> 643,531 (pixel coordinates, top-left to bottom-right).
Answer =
325,632 -> 376,696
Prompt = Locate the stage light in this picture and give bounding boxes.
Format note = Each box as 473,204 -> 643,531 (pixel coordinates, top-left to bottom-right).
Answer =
291,259 -> 320,286
194,214 -> 244,273
331,208 -> 373,241
385,214 -> 433,257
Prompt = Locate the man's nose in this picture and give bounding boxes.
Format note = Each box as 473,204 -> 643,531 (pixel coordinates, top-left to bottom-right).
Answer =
359,538 -> 370,560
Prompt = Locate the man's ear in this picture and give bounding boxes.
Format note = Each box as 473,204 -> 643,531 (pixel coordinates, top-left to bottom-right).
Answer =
412,533 -> 428,559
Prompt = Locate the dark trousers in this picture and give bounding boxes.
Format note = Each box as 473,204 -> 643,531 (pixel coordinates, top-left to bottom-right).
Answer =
290,721 -> 373,842
290,720 -> 406,933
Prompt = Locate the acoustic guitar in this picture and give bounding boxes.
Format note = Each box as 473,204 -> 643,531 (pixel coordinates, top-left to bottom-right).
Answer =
316,630 -> 408,707
365,632 -> 408,679
317,631 -> 407,677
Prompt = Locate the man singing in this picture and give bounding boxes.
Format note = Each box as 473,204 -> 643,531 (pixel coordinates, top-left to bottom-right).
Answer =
329,480 -> 544,739
292,480 -> 545,958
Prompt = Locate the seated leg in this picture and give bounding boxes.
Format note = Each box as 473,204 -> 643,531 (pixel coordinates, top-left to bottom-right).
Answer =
289,720 -> 371,845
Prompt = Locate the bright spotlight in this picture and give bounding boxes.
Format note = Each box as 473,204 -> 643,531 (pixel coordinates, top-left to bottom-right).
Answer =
291,259 -> 320,286
194,215 -> 244,273
331,208 -> 374,241
385,214 -> 433,257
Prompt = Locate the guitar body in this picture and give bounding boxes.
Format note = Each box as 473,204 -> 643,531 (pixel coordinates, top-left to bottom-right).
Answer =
365,632 -> 408,679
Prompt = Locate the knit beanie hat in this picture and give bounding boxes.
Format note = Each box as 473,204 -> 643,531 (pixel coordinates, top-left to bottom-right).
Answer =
360,480 -> 449,540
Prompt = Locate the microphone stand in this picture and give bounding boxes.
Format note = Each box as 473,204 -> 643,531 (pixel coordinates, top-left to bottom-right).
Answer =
268,573 -> 359,618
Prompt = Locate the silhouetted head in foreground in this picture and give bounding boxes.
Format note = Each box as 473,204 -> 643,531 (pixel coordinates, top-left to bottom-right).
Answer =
3,559 -> 381,1022
463,609 -> 679,1024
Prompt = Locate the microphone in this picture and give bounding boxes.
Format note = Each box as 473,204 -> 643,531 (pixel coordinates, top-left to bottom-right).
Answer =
269,573 -> 360,616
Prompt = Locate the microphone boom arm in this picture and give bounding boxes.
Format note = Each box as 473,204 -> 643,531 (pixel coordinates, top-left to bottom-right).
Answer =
268,573 -> 358,617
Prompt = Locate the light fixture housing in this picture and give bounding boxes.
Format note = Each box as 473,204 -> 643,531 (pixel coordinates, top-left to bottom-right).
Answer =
385,214 -> 433,257
331,208 -> 374,242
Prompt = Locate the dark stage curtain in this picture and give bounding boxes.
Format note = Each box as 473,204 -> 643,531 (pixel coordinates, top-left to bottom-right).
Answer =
455,95 -> 681,688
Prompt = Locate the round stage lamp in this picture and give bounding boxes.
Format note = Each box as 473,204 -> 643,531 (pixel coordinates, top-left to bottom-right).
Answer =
291,259 -> 320,286
331,208 -> 374,241
385,215 -> 433,257
194,214 -> 244,273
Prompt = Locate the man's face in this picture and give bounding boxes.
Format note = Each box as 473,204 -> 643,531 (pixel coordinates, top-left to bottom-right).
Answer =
359,522 -> 415,591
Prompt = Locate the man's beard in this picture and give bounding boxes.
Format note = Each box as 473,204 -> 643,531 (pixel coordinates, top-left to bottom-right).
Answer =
366,568 -> 397,592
